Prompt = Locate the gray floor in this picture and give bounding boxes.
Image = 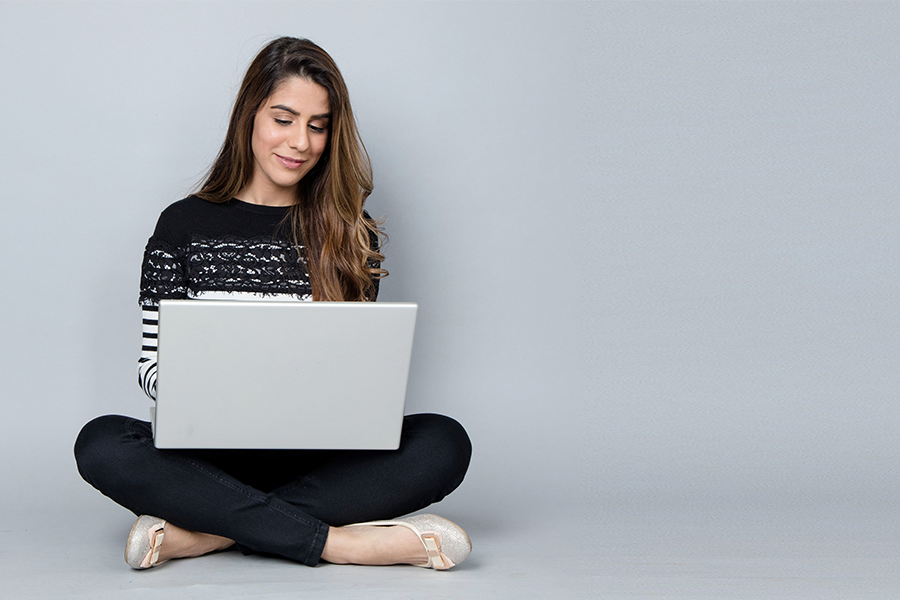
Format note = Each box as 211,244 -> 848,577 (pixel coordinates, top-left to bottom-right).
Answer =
3,495 -> 898,599
594,500 -> 900,600
1,498 -> 587,600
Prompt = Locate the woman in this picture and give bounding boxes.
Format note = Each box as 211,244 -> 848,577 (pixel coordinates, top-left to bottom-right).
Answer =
74,37 -> 472,571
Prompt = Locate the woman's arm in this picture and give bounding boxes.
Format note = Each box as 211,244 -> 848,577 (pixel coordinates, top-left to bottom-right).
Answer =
138,306 -> 161,400
137,227 -> 187,401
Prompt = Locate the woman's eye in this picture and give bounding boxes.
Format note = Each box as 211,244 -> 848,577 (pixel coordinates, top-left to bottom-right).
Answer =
274,118 -> 292,125
309,124 -> 326,133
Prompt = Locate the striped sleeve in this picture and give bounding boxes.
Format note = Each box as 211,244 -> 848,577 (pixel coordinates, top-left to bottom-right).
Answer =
138,306 -> 159,400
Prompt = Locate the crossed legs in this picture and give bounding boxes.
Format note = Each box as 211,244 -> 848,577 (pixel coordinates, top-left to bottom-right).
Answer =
74,413 -> 471,566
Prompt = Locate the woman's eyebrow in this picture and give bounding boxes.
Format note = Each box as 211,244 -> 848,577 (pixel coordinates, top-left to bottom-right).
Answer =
270,104 -> 331,119
270,104 -> 299,115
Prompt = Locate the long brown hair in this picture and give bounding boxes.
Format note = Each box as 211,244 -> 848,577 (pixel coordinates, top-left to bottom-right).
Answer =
196,37 -> 386,301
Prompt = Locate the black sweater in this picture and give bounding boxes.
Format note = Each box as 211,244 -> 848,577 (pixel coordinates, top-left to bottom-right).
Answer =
137,196 -> 379,400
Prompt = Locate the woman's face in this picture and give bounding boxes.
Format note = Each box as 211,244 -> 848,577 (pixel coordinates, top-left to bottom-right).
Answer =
245,77 -> 331,205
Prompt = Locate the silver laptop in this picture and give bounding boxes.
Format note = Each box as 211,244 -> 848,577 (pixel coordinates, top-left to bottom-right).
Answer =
153,300 -> 417,450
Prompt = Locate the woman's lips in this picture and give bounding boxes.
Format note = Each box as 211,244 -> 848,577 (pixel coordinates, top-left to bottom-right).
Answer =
276,154 -> 305,169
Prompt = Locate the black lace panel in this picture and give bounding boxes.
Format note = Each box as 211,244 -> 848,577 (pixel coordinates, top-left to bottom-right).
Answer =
186,235 -> 312,297
140,242 -> 187,304
140,235 -> 313,305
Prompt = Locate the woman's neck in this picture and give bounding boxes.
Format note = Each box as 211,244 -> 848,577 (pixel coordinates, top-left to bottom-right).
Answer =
235,178 -> 298,207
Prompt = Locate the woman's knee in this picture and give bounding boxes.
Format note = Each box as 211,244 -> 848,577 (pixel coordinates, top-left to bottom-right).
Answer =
404,413 -> 472,483
74,414 -> 137,486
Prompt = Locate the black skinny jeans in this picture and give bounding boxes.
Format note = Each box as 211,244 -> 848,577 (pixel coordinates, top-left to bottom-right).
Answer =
74,413 -> 471,566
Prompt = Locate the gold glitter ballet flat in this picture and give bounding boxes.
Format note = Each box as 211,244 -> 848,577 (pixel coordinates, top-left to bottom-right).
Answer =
346,513 -> 472,570
125,515 -> 168,569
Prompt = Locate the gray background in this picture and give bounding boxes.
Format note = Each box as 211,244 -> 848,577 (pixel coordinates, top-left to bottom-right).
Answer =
1,1 -> 898,598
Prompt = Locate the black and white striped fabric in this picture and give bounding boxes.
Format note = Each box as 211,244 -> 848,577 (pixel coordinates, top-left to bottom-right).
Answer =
138,306 -> 160,399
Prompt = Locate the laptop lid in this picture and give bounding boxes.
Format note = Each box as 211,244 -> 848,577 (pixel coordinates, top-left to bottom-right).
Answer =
153,300 -> 417,450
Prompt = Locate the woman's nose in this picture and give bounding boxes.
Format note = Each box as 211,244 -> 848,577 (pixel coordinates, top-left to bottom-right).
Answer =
290,127 -> 310,152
